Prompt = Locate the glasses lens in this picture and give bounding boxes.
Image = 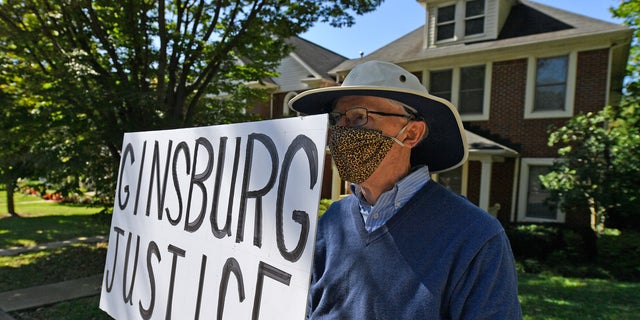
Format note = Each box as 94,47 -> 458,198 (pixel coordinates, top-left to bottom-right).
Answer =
345,107 -> 368,127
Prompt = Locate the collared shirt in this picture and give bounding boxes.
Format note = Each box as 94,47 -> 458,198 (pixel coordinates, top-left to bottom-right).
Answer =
352,166 -> 431,233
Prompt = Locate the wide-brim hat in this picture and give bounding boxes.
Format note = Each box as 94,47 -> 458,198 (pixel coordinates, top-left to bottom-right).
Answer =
288,60 -> 468,173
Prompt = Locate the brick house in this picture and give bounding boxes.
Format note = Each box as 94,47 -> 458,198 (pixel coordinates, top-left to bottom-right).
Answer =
255,0 -> 632,226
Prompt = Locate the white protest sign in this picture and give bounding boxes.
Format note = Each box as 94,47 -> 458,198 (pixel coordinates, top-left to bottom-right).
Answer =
99,115 -> 327,320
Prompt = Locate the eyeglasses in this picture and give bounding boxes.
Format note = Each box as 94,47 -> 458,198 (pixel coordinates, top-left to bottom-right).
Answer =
328,106 -> 415,127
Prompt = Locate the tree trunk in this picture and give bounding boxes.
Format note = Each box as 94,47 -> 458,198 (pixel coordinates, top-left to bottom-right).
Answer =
5,177 -> 20,217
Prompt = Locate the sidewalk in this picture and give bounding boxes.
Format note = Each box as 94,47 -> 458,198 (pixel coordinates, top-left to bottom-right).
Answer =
0,236 -> 108,319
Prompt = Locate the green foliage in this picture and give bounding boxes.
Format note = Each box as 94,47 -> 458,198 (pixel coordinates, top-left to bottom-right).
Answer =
612,0 -> 640,95
318,198 -> 334,217
0,0 -> 383,204
540,102 -> 640,232
597,230 -> 640,281
506,224 -> 640,281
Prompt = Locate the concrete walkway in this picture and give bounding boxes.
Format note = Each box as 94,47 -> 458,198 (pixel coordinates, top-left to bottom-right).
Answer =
0,236 -> 108,319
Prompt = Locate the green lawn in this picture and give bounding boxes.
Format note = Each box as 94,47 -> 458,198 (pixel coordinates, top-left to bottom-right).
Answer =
1,189 -> 639,319
519,272 -> 639,319
0,190 -> 110,248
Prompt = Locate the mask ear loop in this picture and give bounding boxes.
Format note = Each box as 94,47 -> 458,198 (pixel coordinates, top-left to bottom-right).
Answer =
384,122 -> 410,147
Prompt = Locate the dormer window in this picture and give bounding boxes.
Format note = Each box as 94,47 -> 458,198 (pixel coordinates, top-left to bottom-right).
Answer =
465,0 -> 485,36
434,0 -> 486,43
436,5 -> 456,41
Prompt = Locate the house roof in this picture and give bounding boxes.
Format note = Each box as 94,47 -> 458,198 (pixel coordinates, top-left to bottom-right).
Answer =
267,37 -> 347,92
330,0 -> 631,73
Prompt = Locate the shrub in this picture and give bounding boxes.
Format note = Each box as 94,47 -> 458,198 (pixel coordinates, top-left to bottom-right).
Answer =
597,230 -> 640,281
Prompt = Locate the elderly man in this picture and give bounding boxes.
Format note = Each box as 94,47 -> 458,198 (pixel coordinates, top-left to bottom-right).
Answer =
289,60 -> 522,319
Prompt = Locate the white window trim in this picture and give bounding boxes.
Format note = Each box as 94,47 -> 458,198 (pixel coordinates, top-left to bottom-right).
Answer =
517,158 -> 565,223
432,161 -> 469,196
435,1 -> 458,43
524,52 -> 577,119
434,0 -> 486,44
427,62 -> 491,121
463,0 -> 487,38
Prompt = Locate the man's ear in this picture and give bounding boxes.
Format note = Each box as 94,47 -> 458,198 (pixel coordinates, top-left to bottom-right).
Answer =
403,121 -> 427,148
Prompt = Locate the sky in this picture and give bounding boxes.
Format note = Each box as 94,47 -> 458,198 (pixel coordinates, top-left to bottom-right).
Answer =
301,0 -> 624,59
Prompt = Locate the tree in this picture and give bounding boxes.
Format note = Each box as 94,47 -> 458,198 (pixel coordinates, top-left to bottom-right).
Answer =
540,103 -> 640,234
0,49 -> 53,216
540,0 -> 640,235
612,0 -> 640,95
0,0 -> 383,203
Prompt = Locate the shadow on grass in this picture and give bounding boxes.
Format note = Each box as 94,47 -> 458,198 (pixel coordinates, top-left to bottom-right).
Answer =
0,214 -> 112,248
0,243 -> 108,292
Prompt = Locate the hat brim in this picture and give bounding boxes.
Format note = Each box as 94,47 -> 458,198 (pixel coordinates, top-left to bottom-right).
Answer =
289,86 -> 468,173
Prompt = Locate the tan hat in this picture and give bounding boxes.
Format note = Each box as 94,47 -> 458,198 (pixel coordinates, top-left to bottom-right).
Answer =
288,60 -> 468,173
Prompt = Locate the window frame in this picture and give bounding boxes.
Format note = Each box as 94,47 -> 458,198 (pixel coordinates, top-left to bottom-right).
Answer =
427,62 -> 492,121
524,52 -> 577,119
435,3 -> 457,42
434,0 -> 486,44
517,158 -> 565,223
464,0 -> 485,37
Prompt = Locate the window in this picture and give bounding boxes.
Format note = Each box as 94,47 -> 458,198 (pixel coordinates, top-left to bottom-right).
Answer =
434,0 -> 485,43
465,0 -> 485,36
517,158 -> 564,222
525,53 -> 576,119
429,69 -> 453,101
534,55 -> 568,112
437,166 -> 462,194
436,5 -> 456,41
459,65 -> 485,115
429,64 -> 490,120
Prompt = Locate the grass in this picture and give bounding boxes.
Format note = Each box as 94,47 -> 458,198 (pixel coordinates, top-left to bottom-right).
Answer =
0,190 -> 110,248
519,272 -> 639,319
1,190 -> 639,319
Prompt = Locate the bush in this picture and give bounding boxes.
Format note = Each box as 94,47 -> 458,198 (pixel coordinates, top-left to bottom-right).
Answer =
505,224 -> 624,280
597,230 -> 640,281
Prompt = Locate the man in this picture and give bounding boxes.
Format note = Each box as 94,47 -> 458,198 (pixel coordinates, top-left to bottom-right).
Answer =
289,60 -> 522,319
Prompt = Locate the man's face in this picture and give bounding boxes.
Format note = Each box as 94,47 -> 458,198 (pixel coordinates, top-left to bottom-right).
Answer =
332,96 -> 410,136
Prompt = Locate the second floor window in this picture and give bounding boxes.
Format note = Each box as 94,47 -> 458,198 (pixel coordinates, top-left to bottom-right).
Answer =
437,5 -> 456,41
435,0 -> 485,42
459,65 -> 485,115
465,0 -> 485,36
534,55 -> 568,112
429,64 -> 488,119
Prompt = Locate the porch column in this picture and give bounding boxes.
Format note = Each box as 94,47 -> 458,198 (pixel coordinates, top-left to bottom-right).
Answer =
479,159 -> 493,214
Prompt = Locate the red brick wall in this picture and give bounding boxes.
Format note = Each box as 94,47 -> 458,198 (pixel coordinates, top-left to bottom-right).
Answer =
466,48 -> 610,159
575,49 -> 610,113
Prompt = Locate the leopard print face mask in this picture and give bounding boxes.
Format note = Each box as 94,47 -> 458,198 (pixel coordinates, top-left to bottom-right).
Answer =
328,126 -> 401,184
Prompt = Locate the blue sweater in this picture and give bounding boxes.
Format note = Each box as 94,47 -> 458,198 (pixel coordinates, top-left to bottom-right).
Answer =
308,180 -> 522,319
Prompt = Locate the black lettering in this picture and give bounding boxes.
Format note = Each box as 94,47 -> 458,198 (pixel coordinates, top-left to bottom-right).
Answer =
185,137 -> 214,232
218,257 -> 245,320
105,226 -> 125,292
167,142 -> 190,226
122,232 -> 141,305
139,241 -> 160,320
210,137 -> 239,239
252,261 -> 291,320
237,133 -> 278,247
276,135 -> 317,262
118,143 -> 135,210
194,254 -> 208,320
133,141 -> 148,215
146,140 -> 173,220
166,245 -> 186,320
